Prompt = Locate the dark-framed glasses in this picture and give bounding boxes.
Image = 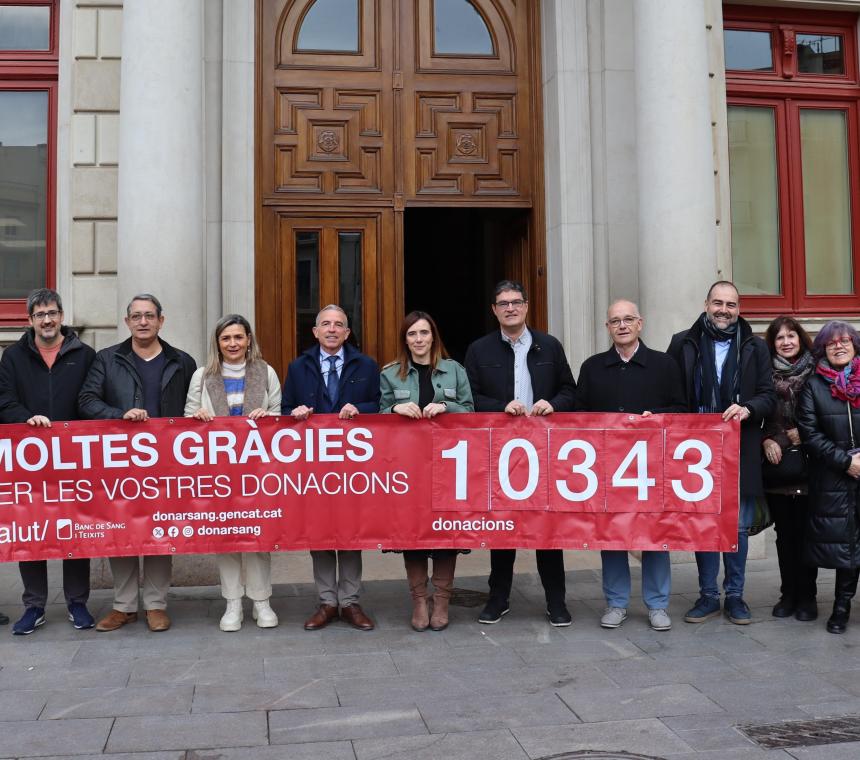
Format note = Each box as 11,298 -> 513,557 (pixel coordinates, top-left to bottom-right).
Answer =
31,309 -> 60,321
607,315 -> 640,328
494,299 -> 526,309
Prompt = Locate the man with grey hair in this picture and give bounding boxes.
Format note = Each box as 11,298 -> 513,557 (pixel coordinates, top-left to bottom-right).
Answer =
575,299 -> 685,631
79,294 -> 196,632
282,304 -> 380,631
0,288 -> 96,634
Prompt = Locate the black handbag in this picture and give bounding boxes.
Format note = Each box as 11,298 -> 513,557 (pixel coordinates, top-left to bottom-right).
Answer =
762,445 -> 807,487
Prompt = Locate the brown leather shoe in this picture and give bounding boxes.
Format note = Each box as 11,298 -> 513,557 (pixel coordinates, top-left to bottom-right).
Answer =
95,609 -> 138,632
303,604 -> 338,630
145,609 -> 171,632
340,603 -> 374,631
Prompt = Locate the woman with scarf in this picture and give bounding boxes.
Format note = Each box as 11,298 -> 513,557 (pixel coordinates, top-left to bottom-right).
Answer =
796,321 -> 860,634
761,317 -> 817,621
184,314 -> 282,632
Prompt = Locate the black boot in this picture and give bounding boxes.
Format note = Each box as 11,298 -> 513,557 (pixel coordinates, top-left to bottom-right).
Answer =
826,568 -> 859,634
772,596 -> 796,618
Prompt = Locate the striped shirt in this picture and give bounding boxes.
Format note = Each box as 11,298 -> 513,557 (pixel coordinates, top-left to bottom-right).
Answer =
222,361 -> 246,416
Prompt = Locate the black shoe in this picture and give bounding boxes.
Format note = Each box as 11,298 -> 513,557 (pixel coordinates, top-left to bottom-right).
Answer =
826,600 -> 850,634
771,596 -> 796,618
794,599 -> 818,622
546,601 -> 572,627
478,597 -> 510,624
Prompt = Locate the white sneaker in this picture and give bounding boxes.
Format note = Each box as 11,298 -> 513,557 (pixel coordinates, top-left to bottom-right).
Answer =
252,600 -> 278,628
600,607 -> 628,629
648,608 -> 672,631
219,599 -> 243,632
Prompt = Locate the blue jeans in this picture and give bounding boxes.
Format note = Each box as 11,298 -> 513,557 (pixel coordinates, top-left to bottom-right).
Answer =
601,550 -> 671,609
695,495 -> 755,599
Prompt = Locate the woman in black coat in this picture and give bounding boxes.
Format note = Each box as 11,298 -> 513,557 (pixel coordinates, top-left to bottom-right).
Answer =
761,317 -> 818,621
796,320 -> 860,634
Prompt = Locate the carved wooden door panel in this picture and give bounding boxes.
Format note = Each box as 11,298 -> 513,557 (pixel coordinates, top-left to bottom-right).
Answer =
401,0 -> 532,203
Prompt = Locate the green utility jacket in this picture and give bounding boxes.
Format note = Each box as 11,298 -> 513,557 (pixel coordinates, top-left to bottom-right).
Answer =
379,358 -> 474,414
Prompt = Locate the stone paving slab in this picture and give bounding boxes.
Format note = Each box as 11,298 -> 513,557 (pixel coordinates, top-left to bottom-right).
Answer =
22,755 -> 184,760
557,682 -> 724,722
268,705 -> 427,744
0,718 -> 113,758
191,680 -> 339,712
415,691 -> 580,732
105,713 -> 269,753
263,651 -> 397,679
0,663 -> 130,691
786,742 -> 860,759
388,642 -> 526,674
185,743 -> 356,760
0,689 -> 48,721
595,653 -> 744,687
693,674 -> 852,713
352,729 -> 530,760
127,655 -> 263,686
41,685 -> 194,719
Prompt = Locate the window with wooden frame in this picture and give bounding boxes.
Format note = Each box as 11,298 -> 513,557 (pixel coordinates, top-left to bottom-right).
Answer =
0,0 -> 58,325
725,5 -> 860,316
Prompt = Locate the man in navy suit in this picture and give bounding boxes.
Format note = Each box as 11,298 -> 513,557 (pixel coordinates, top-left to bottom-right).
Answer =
282,304 -> 380,630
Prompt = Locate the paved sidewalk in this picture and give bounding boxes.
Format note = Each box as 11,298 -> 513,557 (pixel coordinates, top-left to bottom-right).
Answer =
0,533 -> 859,759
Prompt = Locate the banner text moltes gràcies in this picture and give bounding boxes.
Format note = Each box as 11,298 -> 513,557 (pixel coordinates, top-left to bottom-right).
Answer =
0,413 -> 740,561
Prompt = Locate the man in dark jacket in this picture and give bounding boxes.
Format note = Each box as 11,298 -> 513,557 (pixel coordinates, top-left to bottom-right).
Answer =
0,289 -> 96,635
576,299 -> 685,631
667,281 -> 775,625
282,304 -> 380,631
464,280 -> 577,626
78,293 -> 196,633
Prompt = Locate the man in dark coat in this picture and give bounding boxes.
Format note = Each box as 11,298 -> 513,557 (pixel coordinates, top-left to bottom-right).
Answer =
667,281 -> 775,625
282,304 -> 380,631
464,279 -> 577,626
576,299 -> 685,631
0,288 -> 96,634
78,293 -> 196,633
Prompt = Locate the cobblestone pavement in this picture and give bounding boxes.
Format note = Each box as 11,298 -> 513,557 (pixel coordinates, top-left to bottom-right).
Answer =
1,534 -> 859,759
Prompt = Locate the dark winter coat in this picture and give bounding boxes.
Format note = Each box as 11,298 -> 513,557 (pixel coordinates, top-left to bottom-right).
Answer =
281,343 -> 380,415
575,342 -> 686,414
667,316 -> 776,496
464,328 -> 576,412
796,373 -> 860,569
0,327 -> 95,423
78,337 -> 197,419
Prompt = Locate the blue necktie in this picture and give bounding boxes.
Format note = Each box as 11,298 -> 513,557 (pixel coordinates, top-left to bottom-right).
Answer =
326,355 -> 339,407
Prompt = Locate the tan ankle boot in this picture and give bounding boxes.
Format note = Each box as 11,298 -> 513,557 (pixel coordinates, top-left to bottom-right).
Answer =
404,557 -> 430,631
430,555 -> 456,631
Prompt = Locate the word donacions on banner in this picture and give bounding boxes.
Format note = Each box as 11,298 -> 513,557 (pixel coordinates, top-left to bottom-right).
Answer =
0,413 -> 740,561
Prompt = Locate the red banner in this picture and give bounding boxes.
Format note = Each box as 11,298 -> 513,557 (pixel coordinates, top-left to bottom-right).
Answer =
0,413 -> 739,561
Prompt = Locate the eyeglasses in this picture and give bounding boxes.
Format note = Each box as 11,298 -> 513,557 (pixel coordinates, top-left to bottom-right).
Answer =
30,309 -> 60,321
825,337 -> 853,350
128,312 -> 158,323
494,299 -> 526,309
607,316 -> 640,328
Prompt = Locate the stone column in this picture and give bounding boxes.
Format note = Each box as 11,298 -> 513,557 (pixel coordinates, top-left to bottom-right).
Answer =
116,0 -> 206,361
635,0 -> 718,349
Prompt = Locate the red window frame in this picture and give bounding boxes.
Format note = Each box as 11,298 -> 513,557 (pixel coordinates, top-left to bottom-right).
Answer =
0,0 -> 59,325
725,5 -> 860,317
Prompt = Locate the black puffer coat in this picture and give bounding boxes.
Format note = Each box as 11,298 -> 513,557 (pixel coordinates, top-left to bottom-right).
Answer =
796,373 -> 860,569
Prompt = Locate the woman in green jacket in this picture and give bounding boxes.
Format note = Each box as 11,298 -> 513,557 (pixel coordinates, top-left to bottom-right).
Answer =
380,311 -> 474,631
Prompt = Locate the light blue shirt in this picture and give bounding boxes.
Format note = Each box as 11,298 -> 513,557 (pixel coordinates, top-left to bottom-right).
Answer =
502,327 -> 534,410
714,339 -> 731,384
319,348 -> 345,381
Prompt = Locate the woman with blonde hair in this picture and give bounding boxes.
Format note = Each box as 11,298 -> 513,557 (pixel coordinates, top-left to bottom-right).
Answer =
380,311 -> 474,631
185,314 -> 282,631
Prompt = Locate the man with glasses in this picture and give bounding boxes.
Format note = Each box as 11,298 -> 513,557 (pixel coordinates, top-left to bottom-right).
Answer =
0,289 -> 96,634
576,300 -> 685,631
464,280 -> 577,626
79,294 -> 196,632
668,281 -> 775,625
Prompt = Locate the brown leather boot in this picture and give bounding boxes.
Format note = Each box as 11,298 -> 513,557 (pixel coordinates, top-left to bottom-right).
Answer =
430,555 -> 456,631
404,557 -> 430,631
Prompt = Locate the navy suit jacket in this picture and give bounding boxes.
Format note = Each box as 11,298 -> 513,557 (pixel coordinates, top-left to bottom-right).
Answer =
281,343 -> 380,415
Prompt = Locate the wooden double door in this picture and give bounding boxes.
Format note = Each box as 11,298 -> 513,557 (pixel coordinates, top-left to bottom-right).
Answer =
256,0 -> 545,375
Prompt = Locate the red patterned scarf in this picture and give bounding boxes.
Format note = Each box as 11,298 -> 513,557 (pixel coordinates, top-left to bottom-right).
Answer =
816,356 -> 860,408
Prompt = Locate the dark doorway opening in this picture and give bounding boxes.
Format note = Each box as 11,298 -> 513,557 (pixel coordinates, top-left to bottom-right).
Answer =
404,207 -> 529,363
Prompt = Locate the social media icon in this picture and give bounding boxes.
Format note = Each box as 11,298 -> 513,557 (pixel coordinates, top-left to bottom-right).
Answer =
182,526 -> 194,538
167,526 -> 179,538
152,526 -> 164,539
56,519 -> 73,540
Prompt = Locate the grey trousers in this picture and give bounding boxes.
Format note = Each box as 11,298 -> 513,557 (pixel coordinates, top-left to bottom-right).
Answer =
19,559 -> 90,609
311,550 -> 362,607
218,552 -> 272,601
109,555 -> 172,612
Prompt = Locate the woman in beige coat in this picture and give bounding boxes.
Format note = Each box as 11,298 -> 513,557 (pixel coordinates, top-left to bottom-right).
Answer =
184,314 -> 281,631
